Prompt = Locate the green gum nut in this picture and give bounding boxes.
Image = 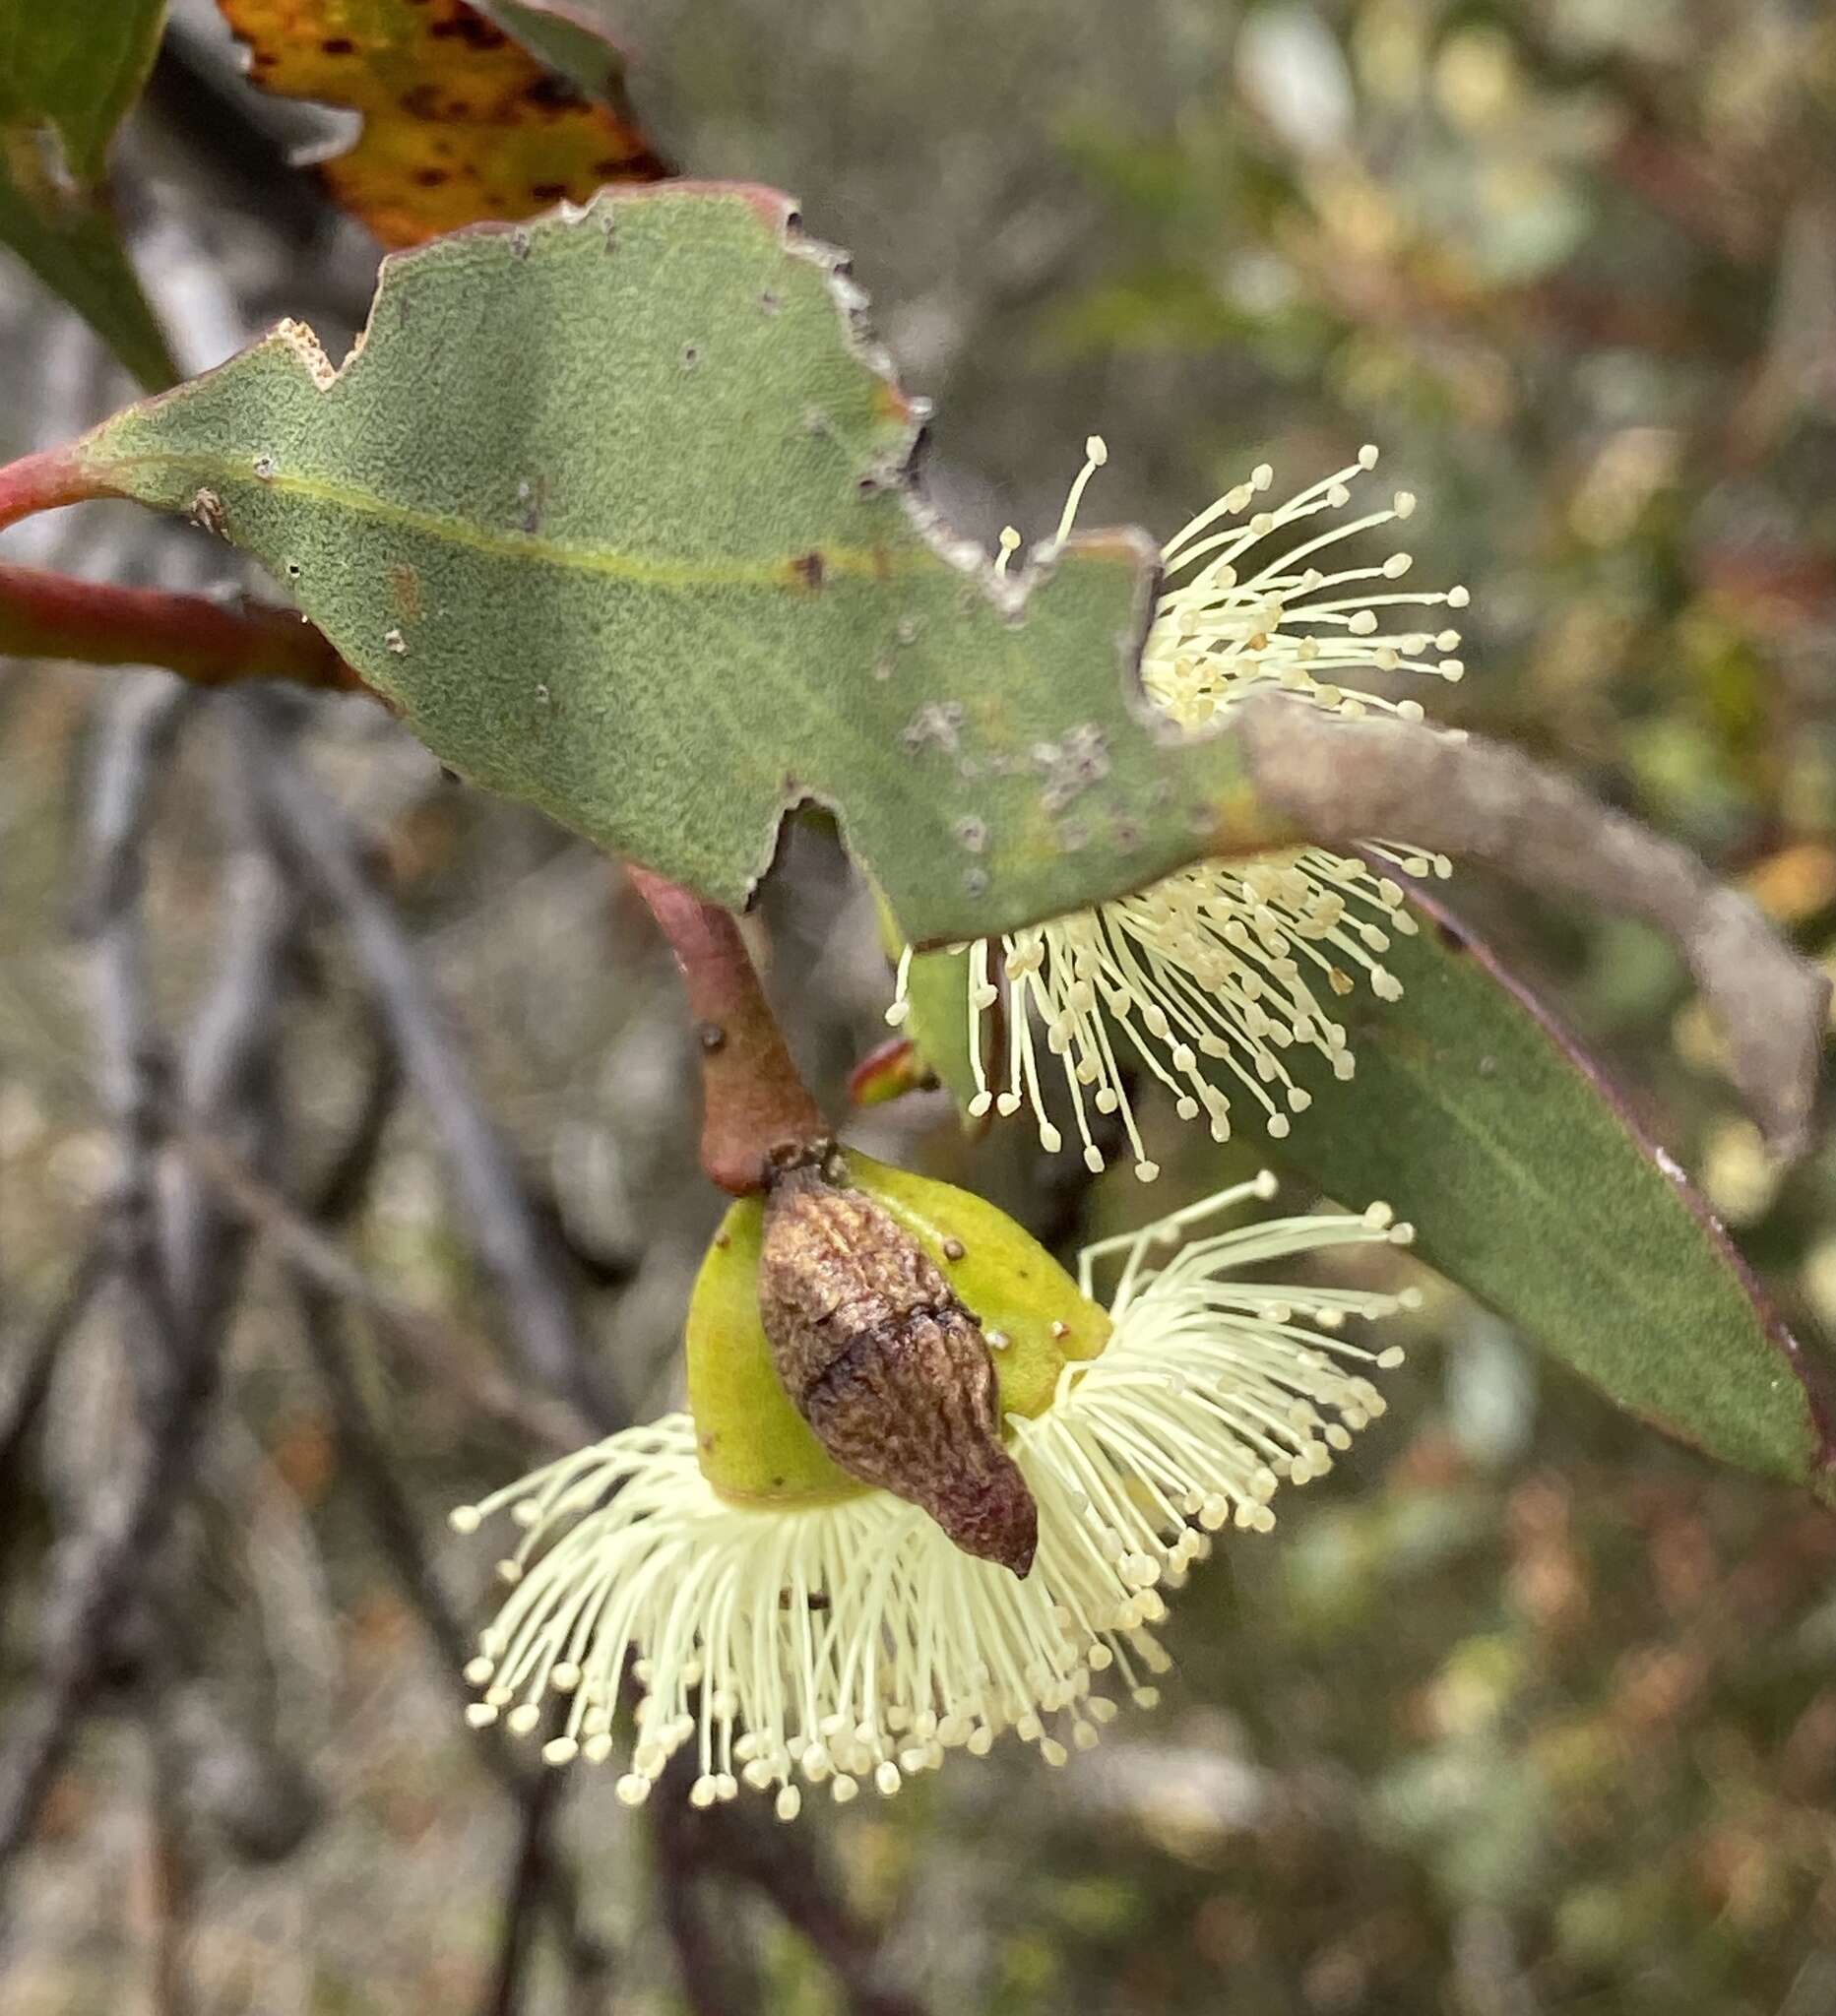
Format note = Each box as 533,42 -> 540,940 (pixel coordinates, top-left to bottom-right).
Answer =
687,1150 -> 1111,1506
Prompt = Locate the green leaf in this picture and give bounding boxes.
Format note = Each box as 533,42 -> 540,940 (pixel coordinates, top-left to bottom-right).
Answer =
1270,897 -> 1835,1497
483,0 -> 654,109
69,182 -> 1271,947
0,0 -> 177,390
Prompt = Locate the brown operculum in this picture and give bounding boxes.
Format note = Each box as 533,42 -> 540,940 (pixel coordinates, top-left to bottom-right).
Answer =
756,1158 -> 1039,1576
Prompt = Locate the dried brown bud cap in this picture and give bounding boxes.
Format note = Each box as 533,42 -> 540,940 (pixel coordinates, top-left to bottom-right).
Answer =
757,1160 -> 1039,1576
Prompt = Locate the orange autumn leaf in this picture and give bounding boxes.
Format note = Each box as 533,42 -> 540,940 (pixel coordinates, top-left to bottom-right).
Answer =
218,0 -> 671,247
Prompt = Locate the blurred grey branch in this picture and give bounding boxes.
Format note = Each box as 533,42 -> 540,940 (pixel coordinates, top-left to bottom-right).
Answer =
248,717 -> 627,1435
0,684 -> 210,1911
174,1116 -> 586,1454
1238,694 -> 1831,1157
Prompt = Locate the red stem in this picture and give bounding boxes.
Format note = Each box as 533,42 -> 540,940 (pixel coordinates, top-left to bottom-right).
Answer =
0,446 -> 103,532
0,444 -> 365,695
0,562 -> 369,694
626,867 -> 830,1195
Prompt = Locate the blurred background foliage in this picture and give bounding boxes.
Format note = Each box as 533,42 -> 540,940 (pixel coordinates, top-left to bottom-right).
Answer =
2,0 -> 1835,2010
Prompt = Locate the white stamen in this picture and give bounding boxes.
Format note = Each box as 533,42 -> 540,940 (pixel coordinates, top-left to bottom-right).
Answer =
455,1188 -> 1407,1815
914,445 -> 1471,1176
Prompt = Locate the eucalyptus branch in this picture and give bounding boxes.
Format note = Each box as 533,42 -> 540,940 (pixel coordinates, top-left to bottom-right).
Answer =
0,561 -> 365,693
626,866 -> 830,1194
0,443 -> 362,692
0,443 -> 96,530
1235,693 -> 1830,1155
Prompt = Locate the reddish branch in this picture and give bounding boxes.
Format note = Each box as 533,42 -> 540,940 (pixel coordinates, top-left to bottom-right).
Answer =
626,867 -> 830,1194
0,444 -> 97,531
0,561 -> 366,693
0,446 -> 364,693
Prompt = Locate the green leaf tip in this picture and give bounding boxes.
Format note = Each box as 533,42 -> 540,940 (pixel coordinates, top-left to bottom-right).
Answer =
70,179 -> 1276,944
1281,892 -> 1836,1500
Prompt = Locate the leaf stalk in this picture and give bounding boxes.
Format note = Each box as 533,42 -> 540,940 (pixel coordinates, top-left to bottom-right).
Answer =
626,866 -> 830,1194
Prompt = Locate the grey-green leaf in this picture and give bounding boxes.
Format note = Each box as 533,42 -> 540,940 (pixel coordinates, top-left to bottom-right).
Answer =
0,0 -> 177,390
70,182 -> 1272,947
1277,898 -> 1834,1499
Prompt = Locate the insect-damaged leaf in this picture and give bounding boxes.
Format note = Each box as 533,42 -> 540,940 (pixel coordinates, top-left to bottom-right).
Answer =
69,181 -> 1270,947
0,0 -> 178,389
900,897 -> 1836,1502
216,0 -> 670,247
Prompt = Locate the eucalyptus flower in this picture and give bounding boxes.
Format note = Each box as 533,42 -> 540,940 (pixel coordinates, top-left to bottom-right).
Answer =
887,442 -> 1470,1177
452,1159 -> 1415,1817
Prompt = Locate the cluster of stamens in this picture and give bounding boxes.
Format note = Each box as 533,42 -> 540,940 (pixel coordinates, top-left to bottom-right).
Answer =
889,441 -> 1468,1176
451,1175 -> 1415,1814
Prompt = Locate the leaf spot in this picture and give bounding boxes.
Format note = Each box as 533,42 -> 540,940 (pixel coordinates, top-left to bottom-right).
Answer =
389,563 -> 423,620
428,12 -> 508,50
954,817 -> 988,854
902,702 -> 965,755
384,627 -> 409,656
526,73 -> 587,113
1033,724 -> 1111,812
790,549 -> 825,593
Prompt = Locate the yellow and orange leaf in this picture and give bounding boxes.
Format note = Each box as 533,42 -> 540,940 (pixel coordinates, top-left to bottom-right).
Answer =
218,0 -> 670,246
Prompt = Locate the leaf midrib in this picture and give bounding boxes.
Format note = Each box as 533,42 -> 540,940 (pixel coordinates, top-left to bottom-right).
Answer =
96,450 -> 929,595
